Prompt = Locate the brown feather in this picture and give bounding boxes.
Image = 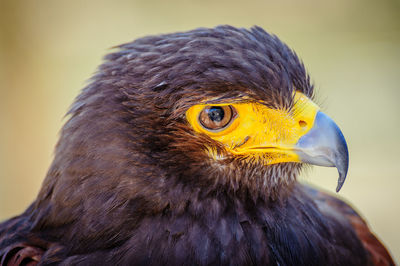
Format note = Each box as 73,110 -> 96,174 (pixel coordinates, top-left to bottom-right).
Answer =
307,186 -> 394,266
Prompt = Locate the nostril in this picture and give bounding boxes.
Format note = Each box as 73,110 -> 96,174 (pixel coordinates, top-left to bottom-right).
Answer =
299,120 -> 307,128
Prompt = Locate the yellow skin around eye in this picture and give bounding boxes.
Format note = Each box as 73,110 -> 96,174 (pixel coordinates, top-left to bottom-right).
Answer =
185,92 -> 320,165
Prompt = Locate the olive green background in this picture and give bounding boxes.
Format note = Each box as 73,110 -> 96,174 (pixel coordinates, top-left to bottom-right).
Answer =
0,0 -> 399,262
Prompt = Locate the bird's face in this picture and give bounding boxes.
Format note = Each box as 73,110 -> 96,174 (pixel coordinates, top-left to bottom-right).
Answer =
51,26 -> 349,203
185,90 -> 348,192
186,91 -> 319,165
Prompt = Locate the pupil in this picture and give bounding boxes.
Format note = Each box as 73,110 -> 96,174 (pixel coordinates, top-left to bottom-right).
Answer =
208,107 -> 224,122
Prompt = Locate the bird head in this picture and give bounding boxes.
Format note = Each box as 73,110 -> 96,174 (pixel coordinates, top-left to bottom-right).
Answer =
113,25 -> 347,200
37,26 -> 348,221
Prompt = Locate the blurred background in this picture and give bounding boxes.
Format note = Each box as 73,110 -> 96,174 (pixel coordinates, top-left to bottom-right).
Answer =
0,0 -> 399,262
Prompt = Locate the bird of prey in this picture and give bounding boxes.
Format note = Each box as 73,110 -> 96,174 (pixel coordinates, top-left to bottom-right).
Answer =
0,25 -> 394,266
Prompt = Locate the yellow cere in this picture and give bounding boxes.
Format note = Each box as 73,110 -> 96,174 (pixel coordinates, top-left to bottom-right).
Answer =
186,92 -> 320,165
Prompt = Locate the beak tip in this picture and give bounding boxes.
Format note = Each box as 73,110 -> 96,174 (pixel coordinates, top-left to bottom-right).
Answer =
335,163 -> 348,193
336,180 -> 344,192
335,136 -> 349,193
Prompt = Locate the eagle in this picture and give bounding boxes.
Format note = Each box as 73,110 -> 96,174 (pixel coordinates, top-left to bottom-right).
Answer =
0,25 -> 394,266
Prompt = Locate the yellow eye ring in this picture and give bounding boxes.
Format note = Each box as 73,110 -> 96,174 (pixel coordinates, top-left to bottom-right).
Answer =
198,105 -> 237,132
186,104 -> 241,137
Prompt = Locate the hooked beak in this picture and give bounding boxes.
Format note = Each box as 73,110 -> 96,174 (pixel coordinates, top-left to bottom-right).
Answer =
295,111 -> 349,192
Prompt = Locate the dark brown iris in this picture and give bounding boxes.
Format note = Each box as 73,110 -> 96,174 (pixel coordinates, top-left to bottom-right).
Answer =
199,105 -> 235,130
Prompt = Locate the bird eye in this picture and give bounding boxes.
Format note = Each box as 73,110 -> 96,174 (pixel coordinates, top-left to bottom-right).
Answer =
199,105 -> 236,131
